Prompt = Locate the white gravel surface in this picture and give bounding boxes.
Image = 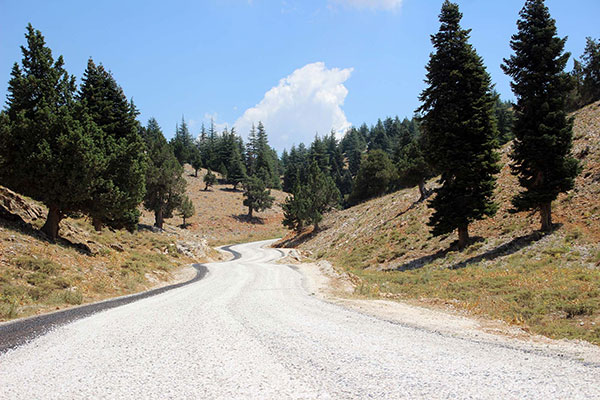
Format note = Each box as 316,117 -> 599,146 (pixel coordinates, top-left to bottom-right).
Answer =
1,239 -> 599,399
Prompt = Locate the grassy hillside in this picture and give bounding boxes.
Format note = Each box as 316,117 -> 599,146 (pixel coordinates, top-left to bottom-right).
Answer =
279,101 -> 600,344
141,165 -> 288,246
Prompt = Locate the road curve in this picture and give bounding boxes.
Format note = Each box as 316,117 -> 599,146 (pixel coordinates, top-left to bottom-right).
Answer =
0,240 -> 599,399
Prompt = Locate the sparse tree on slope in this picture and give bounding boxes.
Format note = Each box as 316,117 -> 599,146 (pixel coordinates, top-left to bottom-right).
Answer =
502,0 -> 580,232
419,1 -> 500,249
203,169 -> 216,191
0,25 -> 102,240
142,119 -> 186,230
243,175 -> 274,218
178,196 -> 195,227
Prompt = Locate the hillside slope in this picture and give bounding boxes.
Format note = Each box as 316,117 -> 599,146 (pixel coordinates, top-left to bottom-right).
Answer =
141,165 -> 288,246
280,101 -> 600,344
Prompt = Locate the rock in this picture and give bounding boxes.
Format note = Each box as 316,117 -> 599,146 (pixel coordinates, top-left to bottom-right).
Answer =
0,186 -> 45,223
110,243 -> 125,252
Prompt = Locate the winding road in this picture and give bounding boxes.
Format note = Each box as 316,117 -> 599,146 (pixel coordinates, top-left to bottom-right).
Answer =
1,240 -> 599,399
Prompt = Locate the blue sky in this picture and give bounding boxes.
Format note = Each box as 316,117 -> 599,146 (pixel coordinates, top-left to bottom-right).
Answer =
1,0 -> 598,152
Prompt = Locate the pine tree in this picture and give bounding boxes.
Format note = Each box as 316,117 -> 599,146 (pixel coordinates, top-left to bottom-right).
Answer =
203,169 -> 216,191
581,37 -> 600,106
418,1 -> 500,249
0,24 -> 103,240
142,119 -> 187,229
178,196 -> 195,227
78,58 -> 147,232
190,147 -> 202,177
502,0 -> 580,232
170,116 -> 194,166
396,138 -> 433,201
282,183 -> 309,233
243,175 -> 274,218
227,145 -> 247,190
302,161 -> 340,231
348,150 -> 397,205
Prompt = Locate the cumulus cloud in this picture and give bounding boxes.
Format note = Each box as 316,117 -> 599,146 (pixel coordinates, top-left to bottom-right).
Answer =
329,0 -> 403,11
234,62 -> 353,152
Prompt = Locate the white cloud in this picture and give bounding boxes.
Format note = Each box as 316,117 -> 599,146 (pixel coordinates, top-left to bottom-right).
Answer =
329,0 -> 403,11
234,62 -> 353,152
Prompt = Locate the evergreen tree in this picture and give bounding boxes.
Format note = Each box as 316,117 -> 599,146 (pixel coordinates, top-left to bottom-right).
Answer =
78,58 -> 147,232
142,119 -> 186,230
243,175 -> 274,218
203,169 -> 216,191
178,196 -> 195,227
190,147 -> 202,177
502,0 -> 580,232
419,1 -> 500,249
581,37 -> 600,106
170,116 -> 194,165
302,161 -> 340,231
226,145 -> 247,190
0,24 -> 103,240
492,91 -> 515,144
348,150 -> 397,205
282,182 -> 309,233
396,138 -> 433,201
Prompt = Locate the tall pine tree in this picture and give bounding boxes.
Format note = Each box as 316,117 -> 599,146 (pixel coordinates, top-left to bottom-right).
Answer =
78,58 -> 147,232
0,25 -> 103,240
418,1 -> 500,249
502,0 -> 580,232
142,119 -> 186,229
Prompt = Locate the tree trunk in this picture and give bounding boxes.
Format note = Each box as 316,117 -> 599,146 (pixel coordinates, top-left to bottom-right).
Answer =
204,184 -> 208,191
418,179 -> 427,202
248,206 -> 253,218
41,205 -> 62,241
155,209 -> 164,230
457,225 -> 469,250
540,202 -> 552,232
92,217 -> 103,232
194,169 -> 198,177
182,217 -> 186,226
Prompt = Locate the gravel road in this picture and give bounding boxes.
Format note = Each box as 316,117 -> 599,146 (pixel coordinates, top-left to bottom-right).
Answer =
1,239 -> 599,399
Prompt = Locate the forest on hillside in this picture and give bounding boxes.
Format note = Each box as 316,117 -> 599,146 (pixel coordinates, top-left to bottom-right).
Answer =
0,0 -> 599,249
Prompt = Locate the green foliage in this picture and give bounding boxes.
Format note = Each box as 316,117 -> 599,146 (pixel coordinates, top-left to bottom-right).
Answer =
190,148 -> 202,177
243,175 -> 275,217
78,58 -> 147,232
580,37 -> 600,105
226,144 -> 247,190
203,169 -> 216,190
502,0 -> 580,230
493,91 -> 515,144
418,1 -> 500,245
170,117 -> 195,166
349,150 -> 397,205
142,119 -> 186,229
283,161 -> 339,231
178,196 -> 195,226
0,24 -> 104,240
246,122 -> 281,189
395,137 -> 433,200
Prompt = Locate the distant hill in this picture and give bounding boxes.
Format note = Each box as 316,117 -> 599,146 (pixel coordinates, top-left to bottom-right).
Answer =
279,101 -> 600,344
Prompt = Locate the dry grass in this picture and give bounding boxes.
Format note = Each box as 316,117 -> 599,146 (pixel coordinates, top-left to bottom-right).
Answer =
140,165 -> 288,246
281,101 -> 600,344
0,210 -> 197,321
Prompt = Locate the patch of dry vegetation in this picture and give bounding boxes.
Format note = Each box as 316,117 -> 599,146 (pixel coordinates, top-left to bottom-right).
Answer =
140,165 -> 288,246
279,101 -> 600,344
0,195 -> 205,321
